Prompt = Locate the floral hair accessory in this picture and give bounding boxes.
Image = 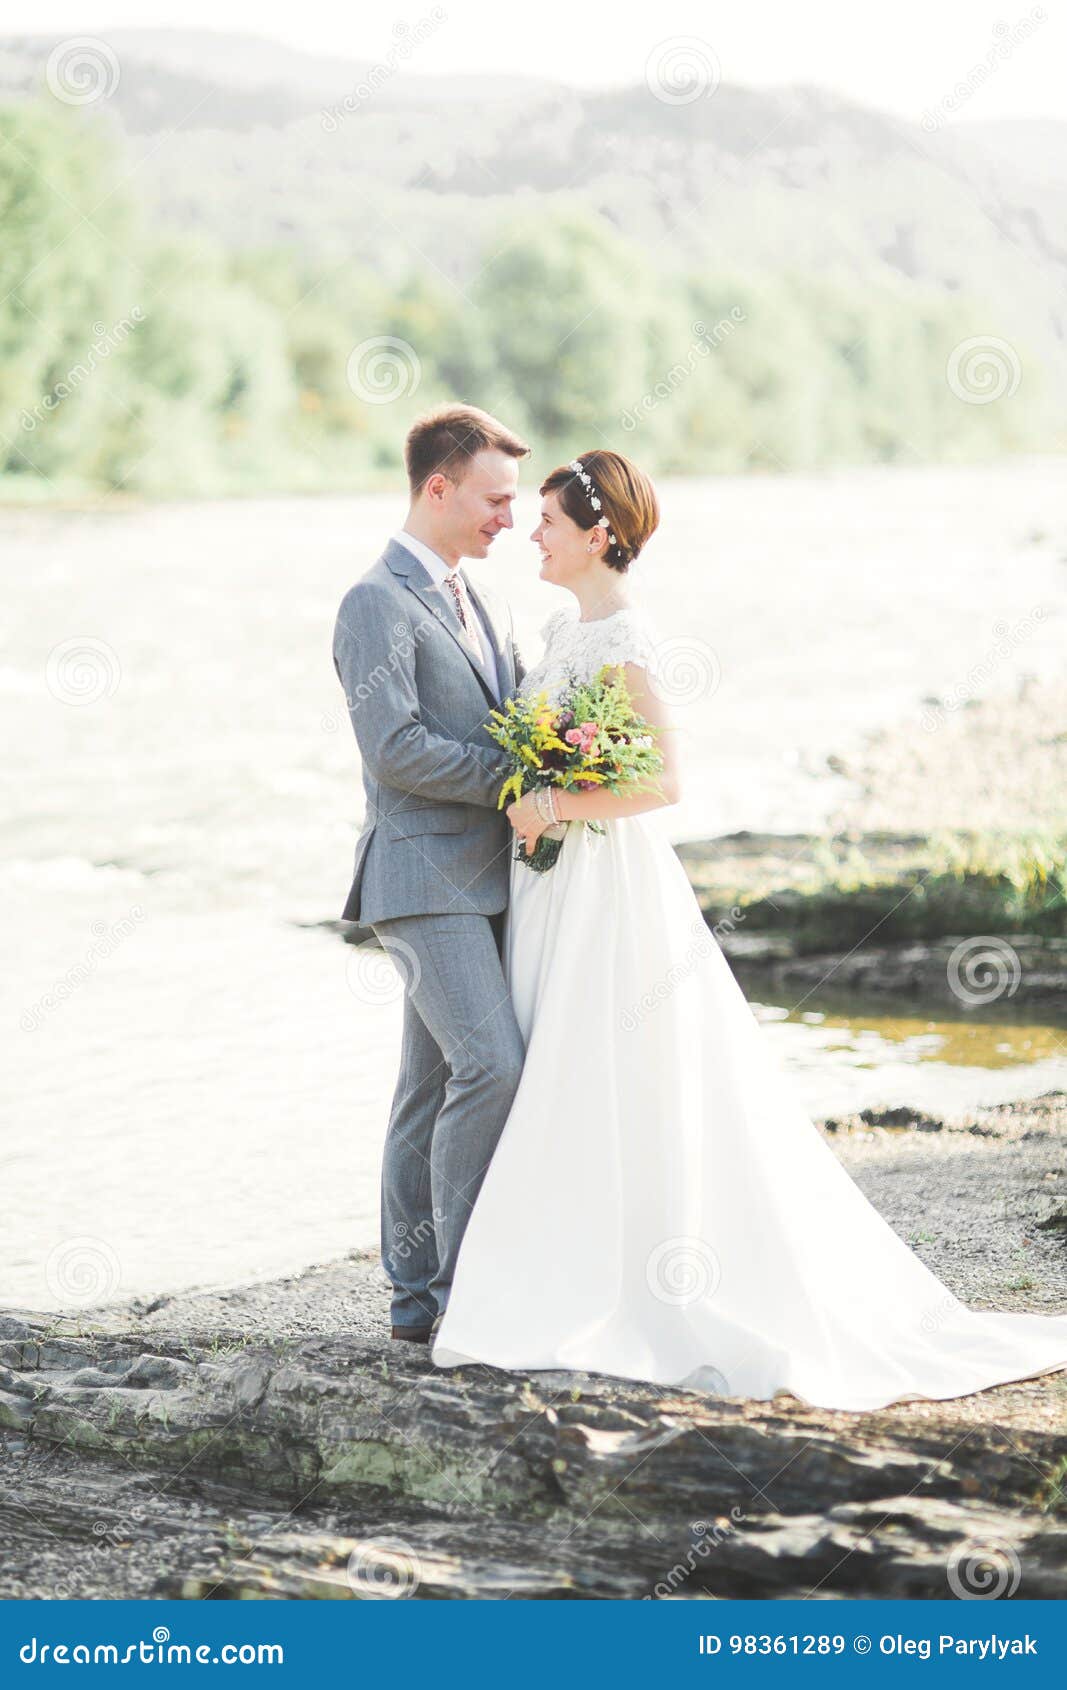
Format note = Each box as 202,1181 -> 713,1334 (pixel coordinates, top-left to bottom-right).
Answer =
568,458 -> 618,548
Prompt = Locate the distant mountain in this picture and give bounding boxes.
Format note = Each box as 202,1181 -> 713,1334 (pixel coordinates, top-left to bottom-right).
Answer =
0,30 -> 552,126
2,29 -> 1065,387
95,28 -> 552,107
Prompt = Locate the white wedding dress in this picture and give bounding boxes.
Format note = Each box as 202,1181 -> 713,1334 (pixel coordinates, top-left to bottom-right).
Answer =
431,604 -> 1067,1411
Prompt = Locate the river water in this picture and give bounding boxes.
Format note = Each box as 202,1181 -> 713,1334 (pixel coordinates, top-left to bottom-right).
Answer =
4,459 -> 1066,1309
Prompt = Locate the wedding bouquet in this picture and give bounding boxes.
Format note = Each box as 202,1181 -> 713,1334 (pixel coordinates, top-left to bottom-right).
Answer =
486,665 -> 664,872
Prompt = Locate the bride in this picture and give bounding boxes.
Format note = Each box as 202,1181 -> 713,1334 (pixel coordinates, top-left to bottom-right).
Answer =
431,449 -> 1067,1412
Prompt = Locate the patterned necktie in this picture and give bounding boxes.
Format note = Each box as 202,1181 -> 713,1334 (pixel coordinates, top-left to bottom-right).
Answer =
443,570 -> 485,665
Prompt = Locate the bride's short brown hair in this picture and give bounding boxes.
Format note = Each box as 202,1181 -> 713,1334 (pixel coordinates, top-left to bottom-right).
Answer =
540,450 -> 659,571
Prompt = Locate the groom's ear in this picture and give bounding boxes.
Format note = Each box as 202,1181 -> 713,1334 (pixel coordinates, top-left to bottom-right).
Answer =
422,470 -> 451,507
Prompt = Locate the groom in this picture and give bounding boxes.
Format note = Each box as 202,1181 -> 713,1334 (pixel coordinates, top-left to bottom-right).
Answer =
332,403 -> 530,1343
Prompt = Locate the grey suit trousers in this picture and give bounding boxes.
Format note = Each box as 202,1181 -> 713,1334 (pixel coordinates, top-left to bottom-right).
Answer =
372,909 -> 525,1326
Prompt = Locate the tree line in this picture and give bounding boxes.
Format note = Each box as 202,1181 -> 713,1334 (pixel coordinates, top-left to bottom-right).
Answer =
0,102 -> 1053,498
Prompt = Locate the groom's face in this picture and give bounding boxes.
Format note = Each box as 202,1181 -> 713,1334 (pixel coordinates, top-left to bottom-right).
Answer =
444,449 -> 519,561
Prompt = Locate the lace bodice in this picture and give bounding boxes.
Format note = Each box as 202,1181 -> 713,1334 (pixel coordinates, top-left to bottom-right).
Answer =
518,606 -> 662,705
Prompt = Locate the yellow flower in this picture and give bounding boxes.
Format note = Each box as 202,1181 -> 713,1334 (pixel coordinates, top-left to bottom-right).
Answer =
498,770 -> 525,809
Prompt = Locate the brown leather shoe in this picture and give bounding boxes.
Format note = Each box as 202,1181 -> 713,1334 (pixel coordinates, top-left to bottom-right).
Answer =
391,1323 -> 434,1344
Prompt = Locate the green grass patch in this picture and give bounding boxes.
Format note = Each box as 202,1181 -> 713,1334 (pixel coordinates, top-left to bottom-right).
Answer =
686,829 -> 1067,952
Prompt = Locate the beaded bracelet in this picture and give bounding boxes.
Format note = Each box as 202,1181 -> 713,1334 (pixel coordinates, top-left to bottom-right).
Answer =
534,786 -> 560,826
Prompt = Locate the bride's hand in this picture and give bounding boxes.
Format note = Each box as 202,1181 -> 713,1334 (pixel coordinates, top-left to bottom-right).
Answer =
505,791 -> 547,854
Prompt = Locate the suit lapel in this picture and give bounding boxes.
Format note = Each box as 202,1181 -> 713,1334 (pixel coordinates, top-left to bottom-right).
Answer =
462,570 -> 512,698
384,540 -> 503,701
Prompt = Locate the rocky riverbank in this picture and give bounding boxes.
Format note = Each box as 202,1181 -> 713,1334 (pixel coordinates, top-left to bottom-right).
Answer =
668,673 -> 1067,1002
3,1092 -> 1066,1602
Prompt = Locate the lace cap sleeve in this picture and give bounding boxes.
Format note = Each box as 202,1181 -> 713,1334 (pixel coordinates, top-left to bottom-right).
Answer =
591,610 -> 662,680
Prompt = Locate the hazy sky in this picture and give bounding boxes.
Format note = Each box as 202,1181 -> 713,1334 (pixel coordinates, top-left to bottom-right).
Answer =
7,0 -> 1066,124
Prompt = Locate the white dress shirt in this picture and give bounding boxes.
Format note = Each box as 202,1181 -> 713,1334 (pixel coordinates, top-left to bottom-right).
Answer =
392,530 -> 501,696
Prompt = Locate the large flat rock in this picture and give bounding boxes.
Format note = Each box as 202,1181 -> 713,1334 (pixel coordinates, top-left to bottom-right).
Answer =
2,1306 -> 1066,1600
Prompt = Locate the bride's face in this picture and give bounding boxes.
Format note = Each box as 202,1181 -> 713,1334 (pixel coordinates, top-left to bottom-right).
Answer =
531,492 -> 596,587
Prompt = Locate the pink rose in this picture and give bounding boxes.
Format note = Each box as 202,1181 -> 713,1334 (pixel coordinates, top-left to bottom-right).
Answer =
579,721 -> 597,735
565,727 -> 582,745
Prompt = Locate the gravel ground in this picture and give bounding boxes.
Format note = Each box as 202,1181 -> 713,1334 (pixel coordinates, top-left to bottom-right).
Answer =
48,1090 -> 1067,1433
826,1093 -> 1067,1312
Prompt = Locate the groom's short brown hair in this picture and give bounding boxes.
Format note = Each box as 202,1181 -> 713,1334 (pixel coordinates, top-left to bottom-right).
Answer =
405,403 -> 529,494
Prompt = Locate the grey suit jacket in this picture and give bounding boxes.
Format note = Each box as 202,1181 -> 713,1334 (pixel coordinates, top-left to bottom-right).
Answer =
332,538 -> 526,924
